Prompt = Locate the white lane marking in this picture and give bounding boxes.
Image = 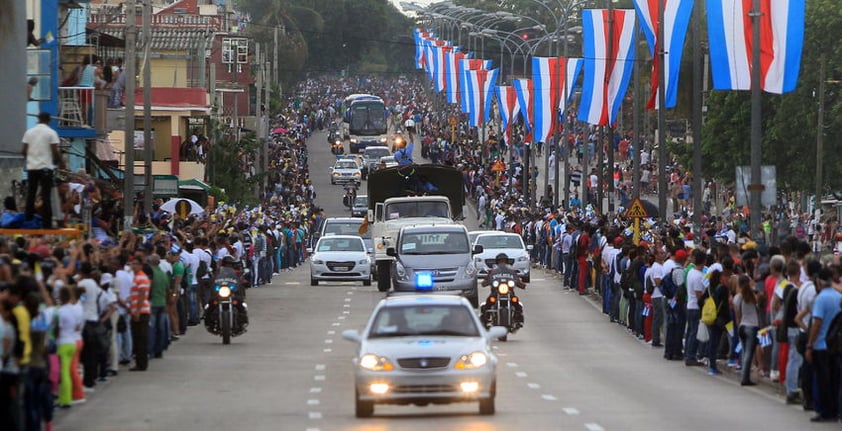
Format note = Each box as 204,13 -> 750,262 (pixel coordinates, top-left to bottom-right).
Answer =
338,316 -> 347,320
585,424 -> 605,431
562,407 -> 580,415
542,394 -> 557,401
324,339 -> 333,344
531,278 -> 546,282
332,322 -> 341,326
327,330 -> 336,335
515,371 -> 528,378
491,345 -> 499,350
314,375 -> 326,381
315,364 -> 326,371
285,282 -> 302,285
347,291 -> 354,295
308,412 -> 322,419
527,383 -> 541,389
343,310 -> 350,314
343,304 -> 350,308
306,428 -> 320,431
344,298 -> 352,302
310,387 -> 322,393
497,352 -> 508,357
323,348 -> 332,353
307,399 -> 320,406
506,362 -> 519,368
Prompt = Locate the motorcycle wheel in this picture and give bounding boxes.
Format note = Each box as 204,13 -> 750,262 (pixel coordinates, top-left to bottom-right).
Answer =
221,309 -> 231,345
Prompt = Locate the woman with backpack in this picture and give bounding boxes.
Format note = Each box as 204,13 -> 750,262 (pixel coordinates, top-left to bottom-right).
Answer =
702,269 -> 732,375
733,275 -> 760,385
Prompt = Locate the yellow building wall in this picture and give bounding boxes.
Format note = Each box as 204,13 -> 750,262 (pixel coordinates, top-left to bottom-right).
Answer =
150,57 -> 188,88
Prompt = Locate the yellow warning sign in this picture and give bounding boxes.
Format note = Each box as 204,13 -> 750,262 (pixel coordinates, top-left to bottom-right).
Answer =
625,198 -> 649,219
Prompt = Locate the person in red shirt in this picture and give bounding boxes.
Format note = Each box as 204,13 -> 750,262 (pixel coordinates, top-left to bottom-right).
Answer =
128,257 -> 151,371
577,225 -> 591,295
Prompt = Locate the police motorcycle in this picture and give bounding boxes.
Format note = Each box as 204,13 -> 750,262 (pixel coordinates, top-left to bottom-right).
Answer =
342,183 -> 358,208
330,137 -> 345,155
204,256 -> 249,344
480,253 -> 526,341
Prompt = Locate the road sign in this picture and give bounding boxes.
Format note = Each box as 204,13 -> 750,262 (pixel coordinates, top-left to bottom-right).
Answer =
626,198 -> 649,219
491,160 -> 505,172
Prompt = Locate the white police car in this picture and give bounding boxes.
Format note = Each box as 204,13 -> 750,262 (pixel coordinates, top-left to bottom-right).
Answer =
342,293 -> 506,418
472,232 -> 532,282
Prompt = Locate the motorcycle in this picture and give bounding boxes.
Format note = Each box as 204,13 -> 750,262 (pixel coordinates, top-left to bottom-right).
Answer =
480,276 -> 524,341
204,278 -> 249,344
331,139 -> 345,155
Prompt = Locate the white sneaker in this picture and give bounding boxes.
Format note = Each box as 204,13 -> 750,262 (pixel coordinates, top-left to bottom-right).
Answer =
770,370 -> 780,381
72,399 -> 87,405
83,386 -> 95,394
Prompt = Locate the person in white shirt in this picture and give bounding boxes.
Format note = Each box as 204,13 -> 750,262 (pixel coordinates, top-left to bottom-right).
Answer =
114,259 -> 134,365
76,263 -> 103,389
601,238 -> 621,319
182,243 -> 201,324
661,249 -> 687,360
683,250 -> 706,366
647,249 -> 666,347
56,286 -> 83,408
97,274 -> 118,379
21,112 -> 63,228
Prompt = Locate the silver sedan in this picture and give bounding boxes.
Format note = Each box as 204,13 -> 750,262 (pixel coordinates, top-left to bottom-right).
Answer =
309,235 -> 371,286
342,294 -> 506,417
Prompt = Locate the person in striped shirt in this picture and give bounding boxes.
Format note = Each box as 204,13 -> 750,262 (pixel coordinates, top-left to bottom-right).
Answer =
128,256 -> 151,371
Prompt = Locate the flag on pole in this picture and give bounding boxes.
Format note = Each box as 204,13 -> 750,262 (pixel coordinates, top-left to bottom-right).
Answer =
414,29 -> 428,69
578,9 -> 637,126
461,59 -> 491,113
465,68 -> 500,127
562,57 -> 584,112
434,44 -> 453,93
633,0 -> 694,109
531,57 -> 564,144
445,50 -> 467,104
496,85 -> 522,143
707,0 -> 805,94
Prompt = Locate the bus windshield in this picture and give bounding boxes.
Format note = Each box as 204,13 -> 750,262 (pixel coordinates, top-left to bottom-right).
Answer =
349,102 -> 387,136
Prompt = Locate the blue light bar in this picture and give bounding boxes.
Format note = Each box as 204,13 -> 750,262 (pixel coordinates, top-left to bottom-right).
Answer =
415,272 -> 434,291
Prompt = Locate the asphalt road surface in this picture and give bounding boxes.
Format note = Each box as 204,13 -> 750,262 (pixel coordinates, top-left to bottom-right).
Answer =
55,130 -> 825,431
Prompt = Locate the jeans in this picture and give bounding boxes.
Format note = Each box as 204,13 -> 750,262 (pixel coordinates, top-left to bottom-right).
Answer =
707,324 -> 725,371
81,321 -> 100,387
117,320 -> 133,363
131,314 -> 150,370
739,325 -> 759,383
813,349 -> 840,419
187,284 -> 199,323
24,366 -> 52,431
684,308 -> 702,361
563,253 -> 573,287
148,306 -> 169,357
665,302 -> 685,358
25,169 -> 54,229
786,330 -> 803,395
651,297 -> 665,346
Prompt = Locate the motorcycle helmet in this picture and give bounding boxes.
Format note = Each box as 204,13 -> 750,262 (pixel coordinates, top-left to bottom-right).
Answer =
495,253 -> 509,264
221,255 -> 236,266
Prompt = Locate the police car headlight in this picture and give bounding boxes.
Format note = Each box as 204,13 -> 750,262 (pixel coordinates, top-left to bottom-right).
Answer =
517,255 -> 529,262
350,138 -> 358,144
380,137 -> 388,143
464,263 -> 476,278
360,354 -> 395,371
455,352 -> 488,369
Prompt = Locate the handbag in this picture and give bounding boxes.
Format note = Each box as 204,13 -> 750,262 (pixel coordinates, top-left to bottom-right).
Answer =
697,323 -> 710,342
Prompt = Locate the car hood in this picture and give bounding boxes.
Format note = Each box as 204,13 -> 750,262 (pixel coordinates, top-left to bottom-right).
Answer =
361,336 -> 489,359
475,248 -> 529,261
313,251 -> 368,261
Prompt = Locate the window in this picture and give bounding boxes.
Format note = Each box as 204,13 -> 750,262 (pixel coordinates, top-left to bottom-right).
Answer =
27,49 -> 51,101
370,305 -> 479,337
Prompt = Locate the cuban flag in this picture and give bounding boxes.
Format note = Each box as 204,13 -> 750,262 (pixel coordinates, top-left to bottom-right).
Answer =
414,29 -> 427,69
465,68 -> 499,127
562,57 -> 584,112
496,85 -> 522,143
513,79 -> 533,132
578,9 -> 638,126
532,57 -> 564,144
707,0 -> 804,94
434,44 -> 453,93
424,38 -> 437,80
633,0 -> 694,109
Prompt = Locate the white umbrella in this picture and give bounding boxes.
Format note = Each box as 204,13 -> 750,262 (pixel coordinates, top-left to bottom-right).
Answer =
160,198 -> 205,218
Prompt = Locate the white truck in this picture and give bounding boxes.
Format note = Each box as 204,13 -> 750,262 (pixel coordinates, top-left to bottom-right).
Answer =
364,165 -> 466,292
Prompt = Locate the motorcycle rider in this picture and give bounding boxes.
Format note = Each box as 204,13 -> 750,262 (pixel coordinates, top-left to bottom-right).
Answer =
204,255 -> 248,330
480,253 -> 526,326
343,183 -> 358,208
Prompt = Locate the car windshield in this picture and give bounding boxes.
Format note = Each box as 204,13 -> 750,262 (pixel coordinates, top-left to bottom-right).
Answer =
365,148 -> 391,160
323,221 -> 371,240
317,238 -> 363,252
353,196 -> 368,207
399,231 -> 469,254
476,235 -> 524,249
369,305 -> 480,338
385,202 -> 449,219
336,161 -> 357,169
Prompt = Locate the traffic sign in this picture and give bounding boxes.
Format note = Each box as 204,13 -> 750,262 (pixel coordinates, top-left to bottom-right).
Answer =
626,198 -> 649,219
491,160 -> 505,172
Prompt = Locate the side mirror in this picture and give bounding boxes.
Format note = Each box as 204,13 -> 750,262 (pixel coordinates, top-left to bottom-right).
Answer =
472,245 -> 484,255
368,209 -> 375,222
486,326 -> 508,340
368,247 -> 374,254
386,247 -> 396,257
526,244 -> 534,251
342,329 -> 362,343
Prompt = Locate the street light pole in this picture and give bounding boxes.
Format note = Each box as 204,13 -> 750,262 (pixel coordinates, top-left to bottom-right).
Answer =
606,1 -> 615,215
749,0 -> 762,236
816,54 -> 826,204
657,0 -> 667,220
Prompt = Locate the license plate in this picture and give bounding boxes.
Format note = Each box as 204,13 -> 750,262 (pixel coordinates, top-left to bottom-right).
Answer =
334,267 -> 349,271
433,286 -> 449,291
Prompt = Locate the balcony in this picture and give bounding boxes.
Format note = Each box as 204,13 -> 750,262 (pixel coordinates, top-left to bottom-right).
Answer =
57,86 -> 109,138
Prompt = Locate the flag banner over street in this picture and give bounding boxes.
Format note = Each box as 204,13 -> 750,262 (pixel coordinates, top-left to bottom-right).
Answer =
706,0 -> 805,94
513,78 -> 534,141
465,68 -> 499,127
578,9 -> 638,126
531,57 -> 563,144
562,57 -> 584,112
496,85 -> 522,143
633,0 -> 694,109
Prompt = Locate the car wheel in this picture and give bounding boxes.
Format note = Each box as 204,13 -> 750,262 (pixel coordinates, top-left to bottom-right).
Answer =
363,277 -> 372,287
468,292 -> 479,309
478,382 -> 495,415
376,262 -> 391,292
355,391 -> 374,418
498,333 -> 508,342
522,273 -> 530,283
310,277 -> 318,286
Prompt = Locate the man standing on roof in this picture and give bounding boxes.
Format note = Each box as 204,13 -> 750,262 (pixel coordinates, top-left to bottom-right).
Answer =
21,112 -> 63,229
394,135 -> 414,166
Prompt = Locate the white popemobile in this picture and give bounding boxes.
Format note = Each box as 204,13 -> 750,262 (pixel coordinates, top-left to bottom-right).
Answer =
308,235 -> 371,286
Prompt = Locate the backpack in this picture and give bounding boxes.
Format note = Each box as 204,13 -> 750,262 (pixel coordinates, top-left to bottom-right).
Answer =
701,286 -> 719,325
778,283 -> 797,342
826,305 -> 842,357
660,267 -> 682,300
196,249 -> 212,279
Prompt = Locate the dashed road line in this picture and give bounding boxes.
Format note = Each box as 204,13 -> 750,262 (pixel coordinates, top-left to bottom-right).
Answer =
327,330 -> 335,335
506,362 -> 519,367
323,348 -> 332,353
331,322 -> 341,326
541,394 -> 557,401
343,310 -> 350,314
315,364 -> 326,371
285,282 -> 302,285
527,383 -> 541,389
307,399 -> 320,406
306,428 -> 320,431
310,387 -> 322,393
562,407 -> 580,415
584,423 -> 605,431
324,339 -> 333,344
308,412 -> 322,419
515,371 -> 528,378
338,316 -> 347,320
343,304 -> 350,308
314,375 -> 326,381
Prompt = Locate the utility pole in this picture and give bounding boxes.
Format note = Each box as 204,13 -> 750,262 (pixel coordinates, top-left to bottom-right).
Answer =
606,2 -> 615,214
198,31 -> 208,89
816,54 -> 826,203
657,0 -> 667,219
123,0 -> 138,229
273,26 -> 280,85
749,0 -> 762,236
142,0 -> 153,215
632,25 -> 641,200
692,0 -> 704,231
255,42 -> 264,200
